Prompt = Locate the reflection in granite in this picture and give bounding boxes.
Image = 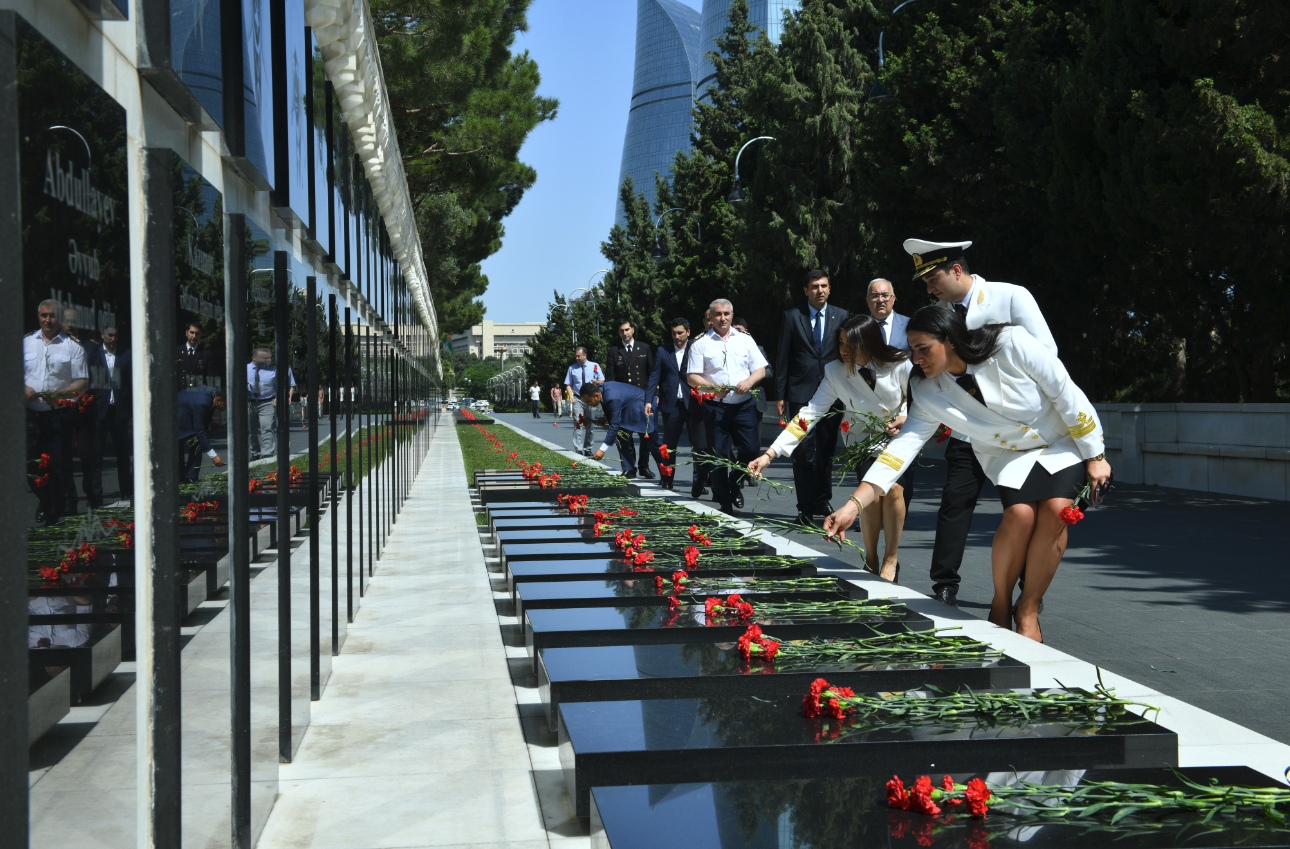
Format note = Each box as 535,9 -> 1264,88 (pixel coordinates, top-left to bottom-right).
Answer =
591,767 -> 1290,848
561,691 -> 1177,816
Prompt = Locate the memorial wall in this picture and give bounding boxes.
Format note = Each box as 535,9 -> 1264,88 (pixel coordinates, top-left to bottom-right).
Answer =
0,0 -> 440,845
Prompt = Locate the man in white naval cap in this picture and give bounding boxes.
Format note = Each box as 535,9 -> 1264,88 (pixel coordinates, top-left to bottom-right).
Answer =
905,239 -> 1057,607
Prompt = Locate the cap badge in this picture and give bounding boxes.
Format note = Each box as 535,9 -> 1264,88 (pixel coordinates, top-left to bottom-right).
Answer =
912,253 -> 922,265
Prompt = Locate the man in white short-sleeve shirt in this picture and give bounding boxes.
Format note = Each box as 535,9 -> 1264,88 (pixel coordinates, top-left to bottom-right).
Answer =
24,299 -> 89,524
687,299 -> 767,514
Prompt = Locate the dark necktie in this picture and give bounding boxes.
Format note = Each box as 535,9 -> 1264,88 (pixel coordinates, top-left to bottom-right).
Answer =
254,367 -> 261,400
956,373 -> 988,407
858,366 -> 875,390
953,303 -> 968,320
813,311 -> 823,352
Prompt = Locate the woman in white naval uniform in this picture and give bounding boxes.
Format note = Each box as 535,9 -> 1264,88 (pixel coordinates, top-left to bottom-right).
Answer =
749,315 -> 914,582
822,307 -> 1112,642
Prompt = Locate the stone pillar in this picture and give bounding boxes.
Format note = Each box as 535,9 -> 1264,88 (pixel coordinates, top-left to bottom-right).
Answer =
1120,408 -> 1146,484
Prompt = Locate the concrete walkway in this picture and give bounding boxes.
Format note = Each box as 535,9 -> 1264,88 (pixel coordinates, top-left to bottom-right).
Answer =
257,422 -> 554,849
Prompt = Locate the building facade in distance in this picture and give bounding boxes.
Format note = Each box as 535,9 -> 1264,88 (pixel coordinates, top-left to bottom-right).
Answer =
450,320 -> 547,359
614,0 -> 801,224
615,0 -> 702,225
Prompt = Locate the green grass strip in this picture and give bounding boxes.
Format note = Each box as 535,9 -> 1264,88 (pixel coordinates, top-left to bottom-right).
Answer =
456,420 -> 586,487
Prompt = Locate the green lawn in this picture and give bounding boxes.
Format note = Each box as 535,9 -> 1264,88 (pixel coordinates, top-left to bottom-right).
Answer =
455,420 -> 582,487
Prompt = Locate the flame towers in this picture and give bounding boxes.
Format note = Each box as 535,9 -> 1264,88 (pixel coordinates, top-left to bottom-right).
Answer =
615,0 -> 801,225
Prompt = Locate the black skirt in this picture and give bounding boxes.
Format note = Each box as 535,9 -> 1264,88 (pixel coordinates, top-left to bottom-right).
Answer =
996,460 -> 1087,508
853,456 -> 915,509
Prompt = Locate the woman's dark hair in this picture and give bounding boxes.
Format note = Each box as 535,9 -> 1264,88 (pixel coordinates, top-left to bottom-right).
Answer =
836,314 -> 908,370
906,305 -> 1010,377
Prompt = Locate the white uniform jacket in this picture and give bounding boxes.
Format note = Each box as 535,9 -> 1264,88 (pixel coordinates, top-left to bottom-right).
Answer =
941,275 -> 1057,356
863,327 -> 1103,494
770,358 -> 912,458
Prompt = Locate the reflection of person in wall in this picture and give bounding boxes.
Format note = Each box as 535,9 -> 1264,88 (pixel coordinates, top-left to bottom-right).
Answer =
73,323 -> 109,510
25,299 -> 88,525
179,386 -> 227,482
246,347 -> 296,460
29,593 -> 94,650
99,327 -> 133,507
178,321 -> 211,389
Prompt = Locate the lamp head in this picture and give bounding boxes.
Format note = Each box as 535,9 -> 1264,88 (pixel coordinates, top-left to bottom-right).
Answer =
651,244 -> 666,264
727,181 -> 747,204
867,80 -> 891,103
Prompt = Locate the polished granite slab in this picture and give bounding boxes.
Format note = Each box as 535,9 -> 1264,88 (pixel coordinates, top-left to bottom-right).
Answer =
559,691 -> 1178,817
496,527 -> 750,547
478,483 -> 638,505
515,575 -> 863,624
525,604 -> 932,674
537,642 -> 1030,731
589,766 -> 1290,848
500,539 -> 770,570
505,557 -> 821,599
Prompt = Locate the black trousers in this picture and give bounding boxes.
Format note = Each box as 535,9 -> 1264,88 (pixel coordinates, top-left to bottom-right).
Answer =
74,400 -> 103,505
930,437 -> 989,591
786,399 -> 843,514
27,407 -> 76,518
701,400 -> 759,506
97,403 -> 133,498
531,399 -> 540,417
180,439 -> 203,482
615,429 -> 657,474
660,405 -> 708,489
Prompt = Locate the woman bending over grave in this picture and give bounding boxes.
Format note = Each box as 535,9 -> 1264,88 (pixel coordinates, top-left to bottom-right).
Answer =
820,307 -> 1112,642
748,314 -> 914,582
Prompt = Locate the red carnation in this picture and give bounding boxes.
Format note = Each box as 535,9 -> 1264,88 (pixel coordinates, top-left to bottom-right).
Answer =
840,421 -> 850,433
632,551 -> 654,566
964,778 -> 991,817
33,473 -> 50,489
683,546 -> 700,567
1059,505 -> 1085,525
910,776 -> 941,816
659,445 -> 670,459
37,453 -> 50,469
886,775 -> 911,810
797,416 -> 808,430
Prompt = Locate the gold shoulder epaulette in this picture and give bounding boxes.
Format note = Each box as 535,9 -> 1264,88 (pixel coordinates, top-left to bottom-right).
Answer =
876,451 -> 904,471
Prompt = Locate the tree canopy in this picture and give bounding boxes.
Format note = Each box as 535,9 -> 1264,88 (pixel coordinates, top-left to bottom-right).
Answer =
592,0 -> 1289,402
371,0 -> 558,336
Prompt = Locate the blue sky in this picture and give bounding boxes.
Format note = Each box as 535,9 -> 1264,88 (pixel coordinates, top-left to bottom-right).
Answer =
476,0 -> 702,323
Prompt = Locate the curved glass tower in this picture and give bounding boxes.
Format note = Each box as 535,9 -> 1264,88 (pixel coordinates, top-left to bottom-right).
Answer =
697,0 -> 801,102
615,0 -> 703,226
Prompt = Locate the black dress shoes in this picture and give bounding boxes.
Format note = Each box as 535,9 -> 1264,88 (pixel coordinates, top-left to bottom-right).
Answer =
732,491 -> 744,509
719,503 -> 736,516
813,502 -> 834,517
638,469 -> 655,479
622,471 -> 637,480
933,586 -> 959,607
691,484 -> 708,499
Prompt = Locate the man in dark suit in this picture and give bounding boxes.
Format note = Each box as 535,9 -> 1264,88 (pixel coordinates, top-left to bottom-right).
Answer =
606,319 -> 657,478
580,381 -> 664,476
96,327 -> 134,505
774,269 -> 849,522
645,317 -> 709,494
178,322 -> 212,389
178,386 -> 227,482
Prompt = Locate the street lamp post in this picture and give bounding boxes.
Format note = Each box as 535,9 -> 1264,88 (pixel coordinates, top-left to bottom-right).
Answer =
868,0 -> 923,103
727,136 -> 776,204
651,207 -> 701,264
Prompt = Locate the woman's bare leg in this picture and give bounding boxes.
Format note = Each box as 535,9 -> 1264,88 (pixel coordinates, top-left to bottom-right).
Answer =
879,483 -> 906,581
1012,498 -> 1071,641
990,503 -> 1037,630
860,497 -> 883,573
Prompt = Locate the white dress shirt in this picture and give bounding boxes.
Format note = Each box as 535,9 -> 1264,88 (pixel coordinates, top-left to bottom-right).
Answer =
247,363 -> 296,400
103,349 -> 117,406
687,327 -> 768,404
24,330 -> 88,412
673,345 -> 686,398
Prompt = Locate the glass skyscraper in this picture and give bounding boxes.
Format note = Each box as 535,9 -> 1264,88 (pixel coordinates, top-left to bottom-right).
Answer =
615,0 -> 702,226
697,0 -> 801,102
615,0 -> 801,225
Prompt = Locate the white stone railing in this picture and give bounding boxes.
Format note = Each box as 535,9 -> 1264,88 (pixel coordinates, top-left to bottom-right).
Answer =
305,0 -> 441,375
1096,403 -> 1290,500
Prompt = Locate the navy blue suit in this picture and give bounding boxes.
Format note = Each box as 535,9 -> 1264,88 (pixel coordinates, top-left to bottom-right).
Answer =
645,343 -> 708,492
178,389 -> 218,481
595,381 -> 663,475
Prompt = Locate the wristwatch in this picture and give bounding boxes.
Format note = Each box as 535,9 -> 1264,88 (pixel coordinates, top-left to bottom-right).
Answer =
1088,453 -> 1105,462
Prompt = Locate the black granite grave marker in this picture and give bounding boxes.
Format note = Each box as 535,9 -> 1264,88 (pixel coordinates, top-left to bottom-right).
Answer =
560,691 -> 1178,817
